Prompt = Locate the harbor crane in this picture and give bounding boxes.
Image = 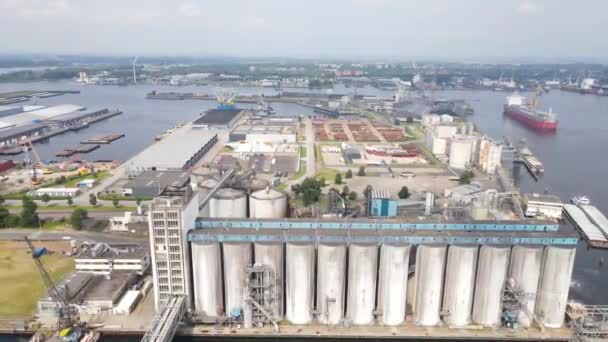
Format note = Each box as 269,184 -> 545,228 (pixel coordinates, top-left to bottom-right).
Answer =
24,237 -> 78,331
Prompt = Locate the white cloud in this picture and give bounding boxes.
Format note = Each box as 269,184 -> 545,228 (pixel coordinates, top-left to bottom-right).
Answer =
0,0 -> 73,18
177,2 -> 203,18
242,15 -> 267,30
517,1 -> 542,15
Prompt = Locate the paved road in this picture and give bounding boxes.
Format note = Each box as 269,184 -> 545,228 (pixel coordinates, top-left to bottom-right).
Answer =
305,119 -> 316,178
0,228 -> 147,243
8,208 -> 127,219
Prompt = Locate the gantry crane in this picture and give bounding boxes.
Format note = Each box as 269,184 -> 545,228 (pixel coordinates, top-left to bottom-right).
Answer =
24,237 -> 78,331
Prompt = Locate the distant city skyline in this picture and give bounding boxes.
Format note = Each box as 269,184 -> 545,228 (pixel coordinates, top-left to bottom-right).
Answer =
0,0 -> 607,61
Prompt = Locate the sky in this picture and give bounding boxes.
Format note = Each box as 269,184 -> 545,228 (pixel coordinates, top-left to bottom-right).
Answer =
0,0 -> 606,60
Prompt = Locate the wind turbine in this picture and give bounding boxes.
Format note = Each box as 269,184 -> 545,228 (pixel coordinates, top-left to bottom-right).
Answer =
132,56 -> 138,84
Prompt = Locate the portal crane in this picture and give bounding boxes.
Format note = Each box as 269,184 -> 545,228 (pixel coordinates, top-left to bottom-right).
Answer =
24,237 -> 78,330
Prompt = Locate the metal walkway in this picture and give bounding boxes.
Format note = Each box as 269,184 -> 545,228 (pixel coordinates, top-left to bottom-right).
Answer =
141,296 -> 186,342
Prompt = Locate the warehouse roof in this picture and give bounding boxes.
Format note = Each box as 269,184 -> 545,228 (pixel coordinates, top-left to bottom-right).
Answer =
127,123 -> 217,171
193,108 -> 241,125
0,122 -> 46,140
27,104 -> 84,118
124,170 -> 190,191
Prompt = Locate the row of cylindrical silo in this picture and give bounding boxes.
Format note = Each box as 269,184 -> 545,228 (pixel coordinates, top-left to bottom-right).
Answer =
191,242 -> 575,328
199,183 -> 288,219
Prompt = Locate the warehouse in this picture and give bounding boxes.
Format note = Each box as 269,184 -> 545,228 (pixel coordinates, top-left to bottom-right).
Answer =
75,243 -> 150,275
0,122 -> 46,146
192,108 -> 242,130
127,123 -> 217,175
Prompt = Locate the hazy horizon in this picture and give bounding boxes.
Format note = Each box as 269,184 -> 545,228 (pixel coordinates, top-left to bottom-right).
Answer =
1,0 -> 607,62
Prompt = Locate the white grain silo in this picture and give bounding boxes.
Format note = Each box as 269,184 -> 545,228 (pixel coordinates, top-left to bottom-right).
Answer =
442,245 -> 478,327
285,243 -> 315,325
210,188 -> 248,218
192,242 -> 223,320
254,242 -> 284,320
198,177 -> 219,217
414,245 -> 447,326
222,242 -> 252,316
449,136 -> 475,169
472,245 -> 510,327
377,244 -> 411,326
535,246 -> 576,328
508,246 -> 543,328
316,243 -> 347,325
346,244 -> 378,325
249,188 -> 288,219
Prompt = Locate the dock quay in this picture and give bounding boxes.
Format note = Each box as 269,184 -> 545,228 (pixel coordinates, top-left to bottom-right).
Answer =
55,144 -> 100,157
580,205 -> 608,237
81,133 -> 125,144
563,204 -> 608,248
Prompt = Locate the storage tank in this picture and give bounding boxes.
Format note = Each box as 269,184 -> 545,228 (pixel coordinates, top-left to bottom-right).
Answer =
197,177 -> 219,217
254,242 -> 284,320
414,245 -> 447,326
191,242 -> 223,320
535,246 -> 576,328
316,243 -> 347,325
377,244 -> 411,326
222,242 -> 252,316
508,246 -> 543,328
346,244 -> 378,325
472,245 -> 510,327
249,188 -> 288,219
442,245 -> 478,327
285,243 -> 315,324
210,188 -> 248,218
448,136 -> 474,169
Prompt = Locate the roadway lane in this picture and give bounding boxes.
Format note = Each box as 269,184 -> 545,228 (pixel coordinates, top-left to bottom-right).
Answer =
305,119 -> 316,178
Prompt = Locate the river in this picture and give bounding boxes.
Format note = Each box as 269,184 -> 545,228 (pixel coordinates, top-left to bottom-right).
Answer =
0,81 -> 607,341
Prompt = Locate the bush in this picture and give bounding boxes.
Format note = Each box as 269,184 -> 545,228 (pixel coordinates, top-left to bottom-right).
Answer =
70,208 -> 88,230
41,193 -> 51,204
459,170 -> 475,185
358,166 -> 366,176
348,191 -> 357,201
334,173 -> 342,185
20,197 -> 39,228
89,194 -> 97,206
112,197 -> 120,208
398,186 -> 410,199
345,169 -> 353,179
318,177 -> 325,187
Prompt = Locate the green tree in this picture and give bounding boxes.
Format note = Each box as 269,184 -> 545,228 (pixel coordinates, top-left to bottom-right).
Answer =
67,197 -> 73,206
334,173 -> 342,185
89,194 -> 97,206
294,177 -> 323,206
0,195 -> 5,206
136,197 -> 143,206
345,169 -> 353,179
41,193 -> 51,204
112,197 -> 120,208
70,208 -> 88,230
398,186 -> 410,199
0,206 -> 10,228
341,185 -> 350,198
318,177 -> 326,187
348,191 -> 358,201
20,197 -> 39,227
358,166 -> 366,176
458,170 -> 475,185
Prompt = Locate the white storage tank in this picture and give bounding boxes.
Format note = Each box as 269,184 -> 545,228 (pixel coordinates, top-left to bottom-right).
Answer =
508,246 -> 543,328
197,177 -> 219,217
346,244 -> 378,325
191,242 -> 223,320
285,243 -> 315,325
249,188 -> 288,219
222,242 -> 252,316
254,242 -> 284,320
449,136 -> 475,169
210,188 -> 248,218
535,246 -> 576,328
442,245 -> 478,327
377,244 -> 411,326
472,245 -> 510,327
316,243 -> 347,325
414,245 -> 447,326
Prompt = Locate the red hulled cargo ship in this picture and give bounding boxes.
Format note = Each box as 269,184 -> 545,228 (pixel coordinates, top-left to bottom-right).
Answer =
503,92 -> 558,131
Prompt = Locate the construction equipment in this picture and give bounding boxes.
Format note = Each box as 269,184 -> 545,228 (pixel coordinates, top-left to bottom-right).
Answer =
24,237 -> 78,331
567,302 -> 608,342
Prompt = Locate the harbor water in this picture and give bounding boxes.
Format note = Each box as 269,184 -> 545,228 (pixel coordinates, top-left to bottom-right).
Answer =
0,82 -> 607,340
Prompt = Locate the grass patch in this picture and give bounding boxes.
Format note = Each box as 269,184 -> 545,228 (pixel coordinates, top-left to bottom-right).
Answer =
288,160 -> 306,181
315,168 -> 340,182
277,183 -> 289,191
316,144 -> 324,166
0,241 -> 74,318
300,146 -> 307,158
41,219 -> 68,231
43,170 -> 111,188
98,194 -> 152,202
405,124 -> 424,140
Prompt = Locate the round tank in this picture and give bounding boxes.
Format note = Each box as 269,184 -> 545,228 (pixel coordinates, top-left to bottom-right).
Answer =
254,242 -> 284,320
449,137 -> 474,169
346,244 -> 378,325
535,246 -> 576,328
222,242 -> 252,315
442,245 -> 478,327
316,243 -> 347,325
285,243 -> 315,324
377,244 -> 411,326
198,177 -> 219,217
472,245 -> 510,327
249,188 -> 288,219
414,245 -> 447,326
210,188 -> 248,218
508,246 -> 543,328
191,242 -> 223,320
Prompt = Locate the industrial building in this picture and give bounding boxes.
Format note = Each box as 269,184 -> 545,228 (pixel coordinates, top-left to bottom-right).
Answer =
122,170 -> 191,197
476,136 -> 503,174
367,189 -> 398,217
229,124 -> 297,144
29,187 -> 80,198
524,193 -> 564,219
127,123 -> 218,175
192,108 -> 242,130
0,122 -> 46,146
74,243 -> 150,275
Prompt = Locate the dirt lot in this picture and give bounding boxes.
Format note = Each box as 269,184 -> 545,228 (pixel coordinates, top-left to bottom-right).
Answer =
0,240 -> 74,318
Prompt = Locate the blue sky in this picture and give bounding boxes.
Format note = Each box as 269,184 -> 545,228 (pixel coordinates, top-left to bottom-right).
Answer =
0,0 -> 606,60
